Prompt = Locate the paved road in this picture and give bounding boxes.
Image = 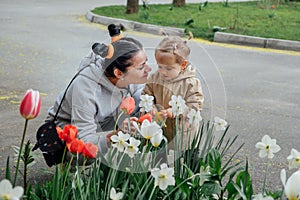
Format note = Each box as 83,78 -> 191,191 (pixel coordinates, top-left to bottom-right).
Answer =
1,0 -> 300,193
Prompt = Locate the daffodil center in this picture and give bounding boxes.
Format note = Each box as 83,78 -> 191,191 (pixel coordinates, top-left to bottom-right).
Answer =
265,145 -> 270,150
288,196 -> 299,200
159,174 -> 166,180
128,145 -> 133,150
295,158 -> 300,163
1,194 -> 10,200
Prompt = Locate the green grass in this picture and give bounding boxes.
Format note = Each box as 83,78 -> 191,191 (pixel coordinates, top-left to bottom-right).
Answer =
91,1 -> 300,41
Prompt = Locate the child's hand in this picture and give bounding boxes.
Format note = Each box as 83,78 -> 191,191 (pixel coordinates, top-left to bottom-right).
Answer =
148,107 -> 158,117
106,131 -> 115,142
161,108 -> 174,118
120,117 -> 138,133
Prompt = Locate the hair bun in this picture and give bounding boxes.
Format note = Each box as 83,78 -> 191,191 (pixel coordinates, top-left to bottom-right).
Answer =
92,43 -> 109,58
108,24 -> 125,37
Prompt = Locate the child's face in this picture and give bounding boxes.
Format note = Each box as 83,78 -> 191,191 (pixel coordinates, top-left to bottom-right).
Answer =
155,53 -> 183,81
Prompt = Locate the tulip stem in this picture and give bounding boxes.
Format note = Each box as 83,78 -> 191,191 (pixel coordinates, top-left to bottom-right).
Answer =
114,111 -> 124,133
13,119 -> 28,187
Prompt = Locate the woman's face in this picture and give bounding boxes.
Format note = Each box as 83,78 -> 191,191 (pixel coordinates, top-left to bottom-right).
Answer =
122,50 -> 152,84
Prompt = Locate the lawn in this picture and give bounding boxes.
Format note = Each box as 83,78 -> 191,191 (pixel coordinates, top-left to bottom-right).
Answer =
91,1 -> 300,41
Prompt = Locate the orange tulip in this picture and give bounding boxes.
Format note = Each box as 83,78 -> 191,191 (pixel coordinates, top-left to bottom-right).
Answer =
138,113 -> 153,123
19,89 -> 41,120
120,96 -> 135,115
82,142 -> 98,158
68,138 -> 84,154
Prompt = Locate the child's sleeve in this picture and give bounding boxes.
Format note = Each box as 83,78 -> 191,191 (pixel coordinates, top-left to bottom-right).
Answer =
185,78 -> 204,110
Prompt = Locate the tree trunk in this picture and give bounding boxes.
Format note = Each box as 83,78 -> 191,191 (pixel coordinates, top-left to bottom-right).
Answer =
172,0 -> 186,7
126,0 -> 139,14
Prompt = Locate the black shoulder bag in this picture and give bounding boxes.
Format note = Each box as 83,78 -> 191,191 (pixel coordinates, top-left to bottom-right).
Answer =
33,66 -> 89,167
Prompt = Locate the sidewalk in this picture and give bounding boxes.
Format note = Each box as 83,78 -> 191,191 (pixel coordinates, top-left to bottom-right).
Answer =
85,1 -> 300,52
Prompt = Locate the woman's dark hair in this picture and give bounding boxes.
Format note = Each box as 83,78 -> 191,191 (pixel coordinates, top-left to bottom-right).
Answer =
92,23 -> 144,78
108,24 -> 125,37
98,39 -> 143,77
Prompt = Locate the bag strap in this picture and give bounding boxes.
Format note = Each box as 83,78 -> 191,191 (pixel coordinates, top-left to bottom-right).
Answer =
53,65 -> 90,121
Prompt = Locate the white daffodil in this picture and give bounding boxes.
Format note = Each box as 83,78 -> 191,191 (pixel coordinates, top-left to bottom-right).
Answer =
287,148 -> 300,170
111,131 -> 130,152
124,137 -> 141,158
168,95 -> 186,117
110,187 -> 124,200
187,109 -> 202,125
281,169 -> 300,200
252,193 -> 274,200
214,116 -> 228,131
151,163 -> 175,190
255,135 -> 281,159
139,94 -> 154,112
150,131 -> 164,147
133,119 -> 162,140
0,179 -> 23,200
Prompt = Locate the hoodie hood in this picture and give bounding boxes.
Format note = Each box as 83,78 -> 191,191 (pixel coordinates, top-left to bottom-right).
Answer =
164,64 -> 196,83
80,62 -> 130,96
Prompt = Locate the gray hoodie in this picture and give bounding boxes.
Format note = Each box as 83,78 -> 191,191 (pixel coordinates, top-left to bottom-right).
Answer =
47,61 -> 144,152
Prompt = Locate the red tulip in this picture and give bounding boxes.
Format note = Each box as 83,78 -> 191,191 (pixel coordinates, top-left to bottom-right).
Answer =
19,89 -> 41,120
56,125 -> 78,143
120,96 -> 135,115
68,138 -> 84,154
82,142 -> 98,159
138,113 -> 153,123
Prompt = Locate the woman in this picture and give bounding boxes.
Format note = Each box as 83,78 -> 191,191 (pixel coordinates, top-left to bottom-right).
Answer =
47,36 -> 152,154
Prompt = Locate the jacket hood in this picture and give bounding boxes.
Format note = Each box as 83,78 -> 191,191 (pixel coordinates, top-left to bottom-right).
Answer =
80,62 -> 130,96
167,64 -> 196,83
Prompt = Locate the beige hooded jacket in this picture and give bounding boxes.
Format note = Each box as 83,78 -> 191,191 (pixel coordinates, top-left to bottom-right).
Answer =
143,64 -> 204,149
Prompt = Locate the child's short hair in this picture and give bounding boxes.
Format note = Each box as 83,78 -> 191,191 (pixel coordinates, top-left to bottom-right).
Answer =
155,36 -> 191,63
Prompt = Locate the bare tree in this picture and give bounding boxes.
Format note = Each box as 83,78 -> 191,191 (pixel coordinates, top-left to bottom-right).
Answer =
126,0 -> 139,14
173,0 -> 186,7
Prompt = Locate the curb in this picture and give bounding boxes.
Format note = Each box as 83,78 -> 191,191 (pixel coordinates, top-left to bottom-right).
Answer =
214,32 -> 300,52
86,11 -> 185,37
86,11 -> 300,52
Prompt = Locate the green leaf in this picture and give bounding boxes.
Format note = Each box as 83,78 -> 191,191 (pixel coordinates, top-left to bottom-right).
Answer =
175,177 -> 189,192
225,181 -> 238,199
236,171 -> 253,199
199,1 -> 208,11
231,181 -> 247,200
174,189 -> 188,200
5,156 -> 11,181
201,182 -> 221,196
184,18 -> 194,26
206,149 -> 222,176
182,163 -> 195,183
266,189 -> 284,199
212,26 -> 227,32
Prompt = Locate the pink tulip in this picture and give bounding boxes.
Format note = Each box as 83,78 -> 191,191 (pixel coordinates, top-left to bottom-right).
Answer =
19,89 -> 41,120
